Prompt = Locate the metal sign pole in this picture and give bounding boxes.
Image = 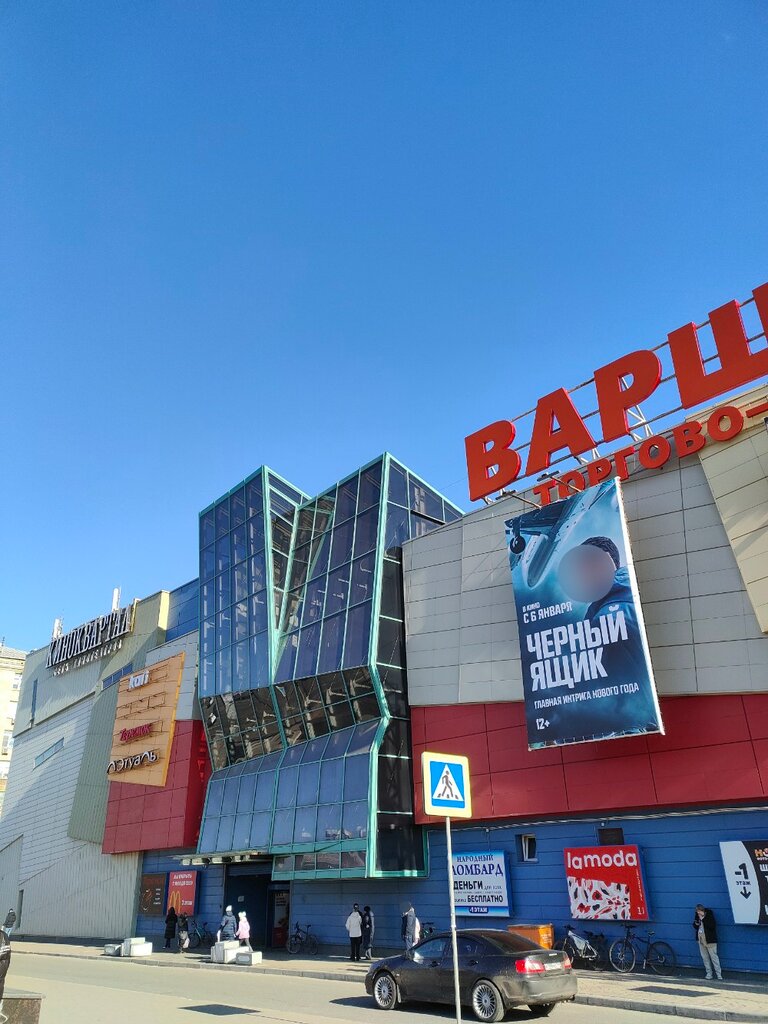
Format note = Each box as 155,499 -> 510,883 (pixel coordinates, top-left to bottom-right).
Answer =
445,815 -> 462,1024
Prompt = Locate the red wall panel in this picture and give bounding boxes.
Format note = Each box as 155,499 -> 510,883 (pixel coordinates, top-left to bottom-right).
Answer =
102,719 -> 211,854
412,694 -> 768,824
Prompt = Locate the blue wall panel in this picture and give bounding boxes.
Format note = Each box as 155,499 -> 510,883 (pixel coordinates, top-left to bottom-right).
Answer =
136,850 -> 225,947
293,808 -> 768,972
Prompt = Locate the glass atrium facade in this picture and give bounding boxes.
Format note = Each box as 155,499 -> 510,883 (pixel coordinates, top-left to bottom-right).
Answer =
196,455 -> 461,879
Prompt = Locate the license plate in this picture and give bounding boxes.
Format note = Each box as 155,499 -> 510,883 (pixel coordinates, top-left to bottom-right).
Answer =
544,962 -> 562,971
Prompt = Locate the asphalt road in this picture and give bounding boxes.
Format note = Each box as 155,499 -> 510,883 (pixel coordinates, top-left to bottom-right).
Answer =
9,953 -> 685,1024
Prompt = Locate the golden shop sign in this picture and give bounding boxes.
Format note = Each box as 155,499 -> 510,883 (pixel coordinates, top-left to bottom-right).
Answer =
108,652 -> 184,787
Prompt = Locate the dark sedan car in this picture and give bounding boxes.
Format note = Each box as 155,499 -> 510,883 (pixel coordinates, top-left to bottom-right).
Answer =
364,929 -> 576,1022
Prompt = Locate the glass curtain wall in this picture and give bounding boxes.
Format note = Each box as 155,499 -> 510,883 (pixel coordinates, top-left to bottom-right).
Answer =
197,455 -> 461,879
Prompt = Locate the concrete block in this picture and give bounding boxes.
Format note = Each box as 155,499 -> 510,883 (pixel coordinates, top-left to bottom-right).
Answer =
211,940 -> 241,964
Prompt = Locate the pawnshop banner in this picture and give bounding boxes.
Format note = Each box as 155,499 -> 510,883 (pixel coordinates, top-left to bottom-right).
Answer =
505,478 -> 663,750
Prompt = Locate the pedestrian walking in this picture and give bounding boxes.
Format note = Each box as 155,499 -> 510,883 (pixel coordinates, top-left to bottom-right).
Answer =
345,903 -> 363,961
693,904 -> 722,981
177,912 -> 189,954
236,911 -> 252,950
2,912 -> 15,940
218,905 -> 237,942
401,902 -> 420,950
361,905 -> 375,960
164,907 -> 178,950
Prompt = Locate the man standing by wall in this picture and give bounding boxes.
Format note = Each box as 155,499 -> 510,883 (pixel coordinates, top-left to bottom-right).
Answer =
693,904 -> 722,981
345,903 -> 362,961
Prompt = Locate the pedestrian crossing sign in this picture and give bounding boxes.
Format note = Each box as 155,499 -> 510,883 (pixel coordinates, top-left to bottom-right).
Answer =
422,751 -> 472,818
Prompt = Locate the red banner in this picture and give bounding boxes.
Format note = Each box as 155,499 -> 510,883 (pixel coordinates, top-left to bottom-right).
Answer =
166,870 -> 198,915
564,845 -> 649,921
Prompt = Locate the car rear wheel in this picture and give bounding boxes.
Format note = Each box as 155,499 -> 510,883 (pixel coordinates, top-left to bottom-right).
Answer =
528,1005 -> 556,1018
471,980 -> 505,1023
372,971 -> 398,1010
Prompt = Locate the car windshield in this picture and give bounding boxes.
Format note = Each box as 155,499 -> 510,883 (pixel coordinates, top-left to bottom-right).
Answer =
479,931 -> 542,954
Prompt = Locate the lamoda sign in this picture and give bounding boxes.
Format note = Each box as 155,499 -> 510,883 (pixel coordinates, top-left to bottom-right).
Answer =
47,603 -> 136,672
465,283 -> 768,503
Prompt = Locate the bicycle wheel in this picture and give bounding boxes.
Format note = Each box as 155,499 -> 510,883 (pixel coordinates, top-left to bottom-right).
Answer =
561,938 -> 580,967
609,938 -> 636,973
646,941 -> 677,976
287,934 -> 302,954
188,930 -> 201,950
305,933 -> 318,955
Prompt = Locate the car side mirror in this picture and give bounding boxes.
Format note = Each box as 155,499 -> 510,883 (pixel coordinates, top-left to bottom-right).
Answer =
405,949 -> 414,960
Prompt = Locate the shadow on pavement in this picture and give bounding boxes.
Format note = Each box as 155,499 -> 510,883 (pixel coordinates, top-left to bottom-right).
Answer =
330,996 -> 556,1020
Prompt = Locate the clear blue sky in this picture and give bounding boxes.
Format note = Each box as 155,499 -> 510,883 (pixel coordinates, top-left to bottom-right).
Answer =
2,1 -> 767,651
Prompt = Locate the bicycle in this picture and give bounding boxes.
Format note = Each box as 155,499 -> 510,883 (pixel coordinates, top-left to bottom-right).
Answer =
608,924 -> 676,975
557,924 -> 609,970
186,919 -> 216,950
286,921 -> 318,955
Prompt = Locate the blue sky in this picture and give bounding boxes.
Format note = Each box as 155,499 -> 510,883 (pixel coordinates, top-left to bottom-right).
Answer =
2,1 -> 767,651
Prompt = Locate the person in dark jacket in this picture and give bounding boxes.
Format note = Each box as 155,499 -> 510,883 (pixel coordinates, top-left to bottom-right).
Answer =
164,908 -> 178,950
218,905 -> 237,942
361,906 -> 374,960
3,911 -> 15,939
693,905 -> 722,980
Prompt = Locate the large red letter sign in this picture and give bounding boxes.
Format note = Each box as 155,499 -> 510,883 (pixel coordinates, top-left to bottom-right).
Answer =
526,389 -> 597,476
668,288 -> 768,409
594,350 -> 662,443
465,420 -> 522,501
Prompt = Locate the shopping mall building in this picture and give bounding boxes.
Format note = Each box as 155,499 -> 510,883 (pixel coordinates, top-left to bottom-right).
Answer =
1,284 -> 767,970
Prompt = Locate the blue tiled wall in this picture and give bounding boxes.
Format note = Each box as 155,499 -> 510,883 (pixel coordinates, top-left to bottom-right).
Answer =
136,850 -> 225,946
293,808 -> 768,972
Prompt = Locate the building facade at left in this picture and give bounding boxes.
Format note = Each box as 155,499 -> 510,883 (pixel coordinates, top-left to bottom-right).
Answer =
0,584 -> 216,942
0,645 -> 25,816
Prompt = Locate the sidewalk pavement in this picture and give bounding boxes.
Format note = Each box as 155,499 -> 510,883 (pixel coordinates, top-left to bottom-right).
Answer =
10,939 -> 768,1022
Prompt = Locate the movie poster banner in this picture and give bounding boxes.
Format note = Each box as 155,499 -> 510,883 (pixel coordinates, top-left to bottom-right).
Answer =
565,845 -> 649,921
452,851 -> 511,917
504,478 -> 663,750
720,841 -> 768,925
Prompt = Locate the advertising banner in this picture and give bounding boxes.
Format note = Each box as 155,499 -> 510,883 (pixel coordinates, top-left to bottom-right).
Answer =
452,851 -> 510,917
167,870 -> 198,915
138,873 -> 166,916
564,845 -> 649,921
504,478 -> 663,749
720,841 -> 768,924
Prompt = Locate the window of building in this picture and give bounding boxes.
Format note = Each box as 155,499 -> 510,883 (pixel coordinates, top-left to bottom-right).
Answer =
33,738 -> 63,769
598,826 -> 625,845
519,834 -> 537,862
1,732 -> 13,756
11,675 -> 21,691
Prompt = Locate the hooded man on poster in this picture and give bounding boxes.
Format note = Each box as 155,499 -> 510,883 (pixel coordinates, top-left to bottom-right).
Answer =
505,478 -> 663,750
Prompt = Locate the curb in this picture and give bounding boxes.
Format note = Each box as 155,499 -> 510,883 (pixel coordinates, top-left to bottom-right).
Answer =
576,995 -> 766,1023
12,948 -> 766,1022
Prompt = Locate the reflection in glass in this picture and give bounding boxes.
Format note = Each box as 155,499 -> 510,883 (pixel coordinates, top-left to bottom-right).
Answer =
325,564 -> 350,616
246,477 -> 263,519
342,801 -> 368,839
318,612 -> 345,675
343,602 -> 372,669
388,463 -> 408,506
316,803 -> 342,841
335,476 -> 358,522
358,462 -> 382,512
330,520 -> 354,570
353,506 -> 379,558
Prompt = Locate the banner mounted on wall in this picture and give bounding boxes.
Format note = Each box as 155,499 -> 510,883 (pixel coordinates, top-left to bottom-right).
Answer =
505,478 -> 663,750
564,845 -> 649,921
720,841 -> 768,925
452,851 -> 511,917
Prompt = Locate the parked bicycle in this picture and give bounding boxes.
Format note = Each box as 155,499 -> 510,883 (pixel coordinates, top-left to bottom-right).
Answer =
186,920 -> 216,949
608,924 -> 676,975
557,924 -> 609,970
286,921 -> 318,955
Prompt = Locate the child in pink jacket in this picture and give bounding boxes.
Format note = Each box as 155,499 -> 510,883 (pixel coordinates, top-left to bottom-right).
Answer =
236,911 -> 252,950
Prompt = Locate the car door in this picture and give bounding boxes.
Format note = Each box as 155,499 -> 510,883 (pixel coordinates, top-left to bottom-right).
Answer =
440,935 -> 487,1003
398,937 -> 449,1004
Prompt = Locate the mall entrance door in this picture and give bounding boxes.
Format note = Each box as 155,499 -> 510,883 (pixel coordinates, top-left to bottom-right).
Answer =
224,862 -> 289,949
